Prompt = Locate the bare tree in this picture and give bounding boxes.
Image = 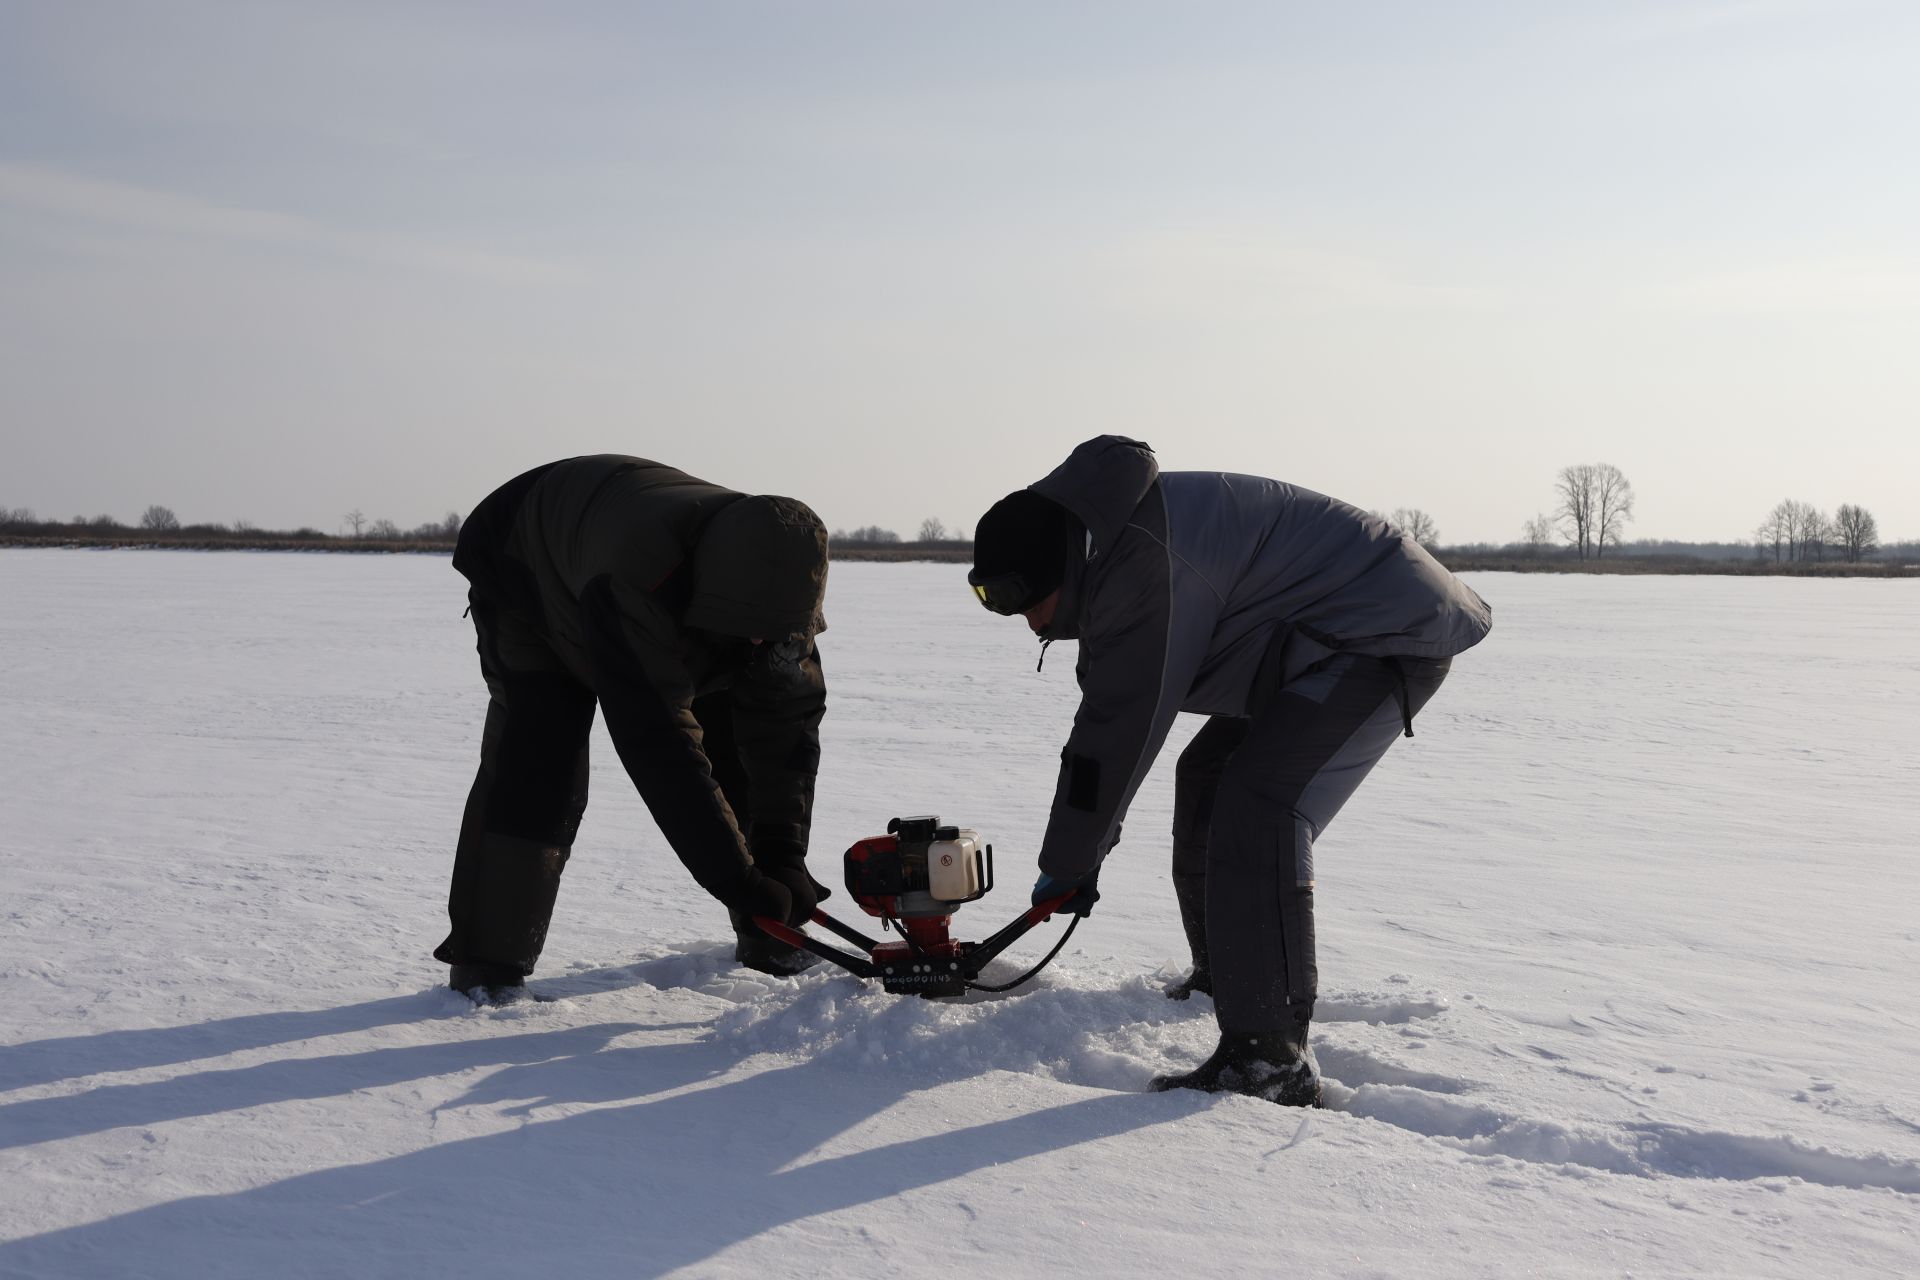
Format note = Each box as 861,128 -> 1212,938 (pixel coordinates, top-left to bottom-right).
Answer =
841,525 -> 900,544
1389,508 -> 1440,548
918,517 -> 948,542
441,510 -> 463,538
1522,513 -> 1555,554
343,508 -> 369,537
1756,501 -> 1792,562
1593,464 -> 1634,557
1,507 -> 38,527
1554,464 -> 1597,560
1833,504 -> 1879,562
1776,500 -> 1826,561
367,518 -> 401,539
1554,463 -> 1633,559
1802,506 -> 1831,562
140,505 -> 181,531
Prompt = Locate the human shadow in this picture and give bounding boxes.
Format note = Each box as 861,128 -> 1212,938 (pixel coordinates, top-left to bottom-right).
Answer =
0,1021 -> 681,1152
0,959 -> 690,1094
0,994 -> 453,1093
1,1030 -> 1198,1278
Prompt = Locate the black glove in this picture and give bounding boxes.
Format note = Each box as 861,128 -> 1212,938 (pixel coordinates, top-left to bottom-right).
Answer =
1031,868 -> 1100,918
733,870 -> 797,928
747,837 -> 829,928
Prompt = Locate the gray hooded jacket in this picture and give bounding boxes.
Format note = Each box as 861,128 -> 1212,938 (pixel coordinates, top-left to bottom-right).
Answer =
1030,436 -> 1492,880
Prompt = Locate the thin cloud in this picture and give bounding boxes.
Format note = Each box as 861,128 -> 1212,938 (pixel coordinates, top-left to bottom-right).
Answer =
0,164 -> 580,287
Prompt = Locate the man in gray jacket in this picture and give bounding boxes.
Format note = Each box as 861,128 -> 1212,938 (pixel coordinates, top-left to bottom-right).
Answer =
968,436 -> 1490,1106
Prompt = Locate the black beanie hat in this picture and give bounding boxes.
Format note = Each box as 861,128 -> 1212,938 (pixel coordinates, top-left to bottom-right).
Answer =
969,489 -> 1076,612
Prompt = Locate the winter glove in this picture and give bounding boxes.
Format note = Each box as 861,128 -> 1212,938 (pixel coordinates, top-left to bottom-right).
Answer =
1031,869 -> 1100,918
731,869 -> 798,929
749,836 -> 829,928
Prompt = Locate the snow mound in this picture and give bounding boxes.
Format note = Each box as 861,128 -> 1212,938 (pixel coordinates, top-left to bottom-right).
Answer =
609,940 -> 804,1004
1317,987 -> 1450,1024
706,954 -> 1210,1092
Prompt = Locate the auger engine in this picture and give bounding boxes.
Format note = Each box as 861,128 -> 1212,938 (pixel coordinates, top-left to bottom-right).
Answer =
750,814 -> 1078,999
842,815 -> 993,996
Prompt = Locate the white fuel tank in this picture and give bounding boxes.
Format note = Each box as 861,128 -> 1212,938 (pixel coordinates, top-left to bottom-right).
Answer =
926,829 -> 987,902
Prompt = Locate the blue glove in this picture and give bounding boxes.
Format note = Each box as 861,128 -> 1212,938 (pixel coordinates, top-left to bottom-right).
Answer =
1032,870 -> 1100,918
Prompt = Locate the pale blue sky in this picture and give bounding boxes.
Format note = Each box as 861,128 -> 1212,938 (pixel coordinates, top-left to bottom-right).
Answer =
3,1 -> 1916,542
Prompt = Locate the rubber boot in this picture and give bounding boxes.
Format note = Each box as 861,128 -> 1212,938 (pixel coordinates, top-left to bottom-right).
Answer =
1149,1005 -> 1321,1107
1165,870 -> 1212,1000
730,908 -> 820,976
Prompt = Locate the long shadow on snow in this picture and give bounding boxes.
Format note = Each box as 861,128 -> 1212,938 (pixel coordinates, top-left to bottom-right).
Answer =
0,995 -> 447,1092
0,1042 -> 1192,1279
0,1020 -> 681,1151
0,962 -> 684,1094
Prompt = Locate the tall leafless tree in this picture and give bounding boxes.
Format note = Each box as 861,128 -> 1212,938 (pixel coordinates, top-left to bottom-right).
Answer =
918,517 -> 948,542
1554,463 -> 1634,559
1756,500 -> 1793,562
1833,504 -> 1879,562
140,504 -> 181,531
1592,464 -> 1634,557
343,508 -> 369,537
1554,464 -> 1598,559
1523,513 -> 1555,554
1388,508 -> 1440,548
1781,500 -> 1823,561
1803,505 -> 1832,562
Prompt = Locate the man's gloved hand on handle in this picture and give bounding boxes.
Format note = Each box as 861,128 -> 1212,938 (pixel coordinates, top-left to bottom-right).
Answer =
734,836 -> 830,929
1031,868 -> 1100,918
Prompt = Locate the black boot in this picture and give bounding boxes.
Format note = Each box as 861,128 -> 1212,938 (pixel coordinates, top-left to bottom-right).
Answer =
1166,969 -> 1213,1000
449,961 -> 528,1003
730,910 -> 820,976
1150,1015 -> 1321,1107
1166,870 -> 1212,1000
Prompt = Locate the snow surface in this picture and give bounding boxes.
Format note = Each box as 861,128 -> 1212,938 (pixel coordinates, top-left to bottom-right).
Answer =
1,549 -> 1916,1279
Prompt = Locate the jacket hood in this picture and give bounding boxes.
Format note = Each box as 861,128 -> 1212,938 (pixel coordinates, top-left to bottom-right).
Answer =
684,495 -> 829,640
1029,435 -> 1159,558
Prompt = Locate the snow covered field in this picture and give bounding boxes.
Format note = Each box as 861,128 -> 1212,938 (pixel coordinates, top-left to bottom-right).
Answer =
1,549 -> 1916,1279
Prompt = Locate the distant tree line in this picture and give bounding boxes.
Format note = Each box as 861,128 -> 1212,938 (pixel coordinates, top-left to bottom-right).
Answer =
1755,499 -> 1878,564
0,505 -> 464,545
7,489 -> 1910,570
830,518 -> 971,546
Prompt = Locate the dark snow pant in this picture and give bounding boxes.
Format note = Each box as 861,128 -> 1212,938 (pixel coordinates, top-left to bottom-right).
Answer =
432,596 -> 750,975
1171,653 -> 1449,1033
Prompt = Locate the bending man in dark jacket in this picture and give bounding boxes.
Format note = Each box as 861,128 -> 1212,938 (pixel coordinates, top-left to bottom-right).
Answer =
968,436 -> 1491,1105
435,455 -> 832,999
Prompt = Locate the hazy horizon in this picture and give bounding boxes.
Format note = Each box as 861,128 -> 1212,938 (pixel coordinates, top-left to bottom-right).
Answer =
4,2 -> 1917,544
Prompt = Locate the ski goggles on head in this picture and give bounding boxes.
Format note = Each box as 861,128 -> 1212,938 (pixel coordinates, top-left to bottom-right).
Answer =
968,571 -> 1041,616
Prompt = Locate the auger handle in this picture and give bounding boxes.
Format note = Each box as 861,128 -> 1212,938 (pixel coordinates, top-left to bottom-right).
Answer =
961,891 -> 1078,975
751,913 -> 879,979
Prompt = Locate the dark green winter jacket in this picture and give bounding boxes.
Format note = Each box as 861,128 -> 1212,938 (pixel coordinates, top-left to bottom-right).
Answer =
453,455 -> 828,902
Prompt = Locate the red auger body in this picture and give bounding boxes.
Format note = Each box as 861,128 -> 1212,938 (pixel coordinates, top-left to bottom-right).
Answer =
754,815 -> 1073,998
